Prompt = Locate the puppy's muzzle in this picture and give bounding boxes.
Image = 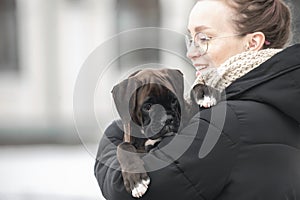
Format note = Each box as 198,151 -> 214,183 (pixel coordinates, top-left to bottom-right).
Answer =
145,112 -> 179,139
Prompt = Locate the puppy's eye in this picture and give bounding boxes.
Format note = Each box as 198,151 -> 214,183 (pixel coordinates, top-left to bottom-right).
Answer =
171,98 -> 178,106
142,103 -> 152,112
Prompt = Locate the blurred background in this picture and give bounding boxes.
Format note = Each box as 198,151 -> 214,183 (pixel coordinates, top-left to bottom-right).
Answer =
0,0 -> 299,199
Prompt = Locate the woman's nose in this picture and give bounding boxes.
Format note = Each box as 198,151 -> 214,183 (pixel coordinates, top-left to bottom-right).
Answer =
186,44 -> 201,60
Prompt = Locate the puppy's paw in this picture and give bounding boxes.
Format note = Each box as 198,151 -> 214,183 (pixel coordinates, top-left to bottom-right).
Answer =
197,95 -> 217,108
122,170 -> 150,198
131,177 -> 151,198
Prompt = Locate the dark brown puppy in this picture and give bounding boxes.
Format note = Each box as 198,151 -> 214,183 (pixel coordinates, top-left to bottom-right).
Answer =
111,68 -> 185,198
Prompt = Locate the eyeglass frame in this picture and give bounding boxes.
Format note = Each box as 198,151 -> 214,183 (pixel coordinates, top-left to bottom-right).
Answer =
185,32 -> 245,56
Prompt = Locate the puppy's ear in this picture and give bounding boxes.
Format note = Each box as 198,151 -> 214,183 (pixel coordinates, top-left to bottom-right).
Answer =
112,78 -> 142,122
169,69 -> 183,79
128,70 -> 142,78
172,69 -> 183,76
167,69 -> 184,100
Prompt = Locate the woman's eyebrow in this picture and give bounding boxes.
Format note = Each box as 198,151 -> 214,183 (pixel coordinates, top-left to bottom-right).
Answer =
195,25 -> 212,32
187,25 -> 212,33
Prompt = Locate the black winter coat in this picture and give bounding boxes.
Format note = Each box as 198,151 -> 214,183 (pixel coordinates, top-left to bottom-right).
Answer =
94,44 -> 300,200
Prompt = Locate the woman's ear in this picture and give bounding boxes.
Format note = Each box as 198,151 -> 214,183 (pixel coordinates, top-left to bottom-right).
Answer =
245,32 -> 265,51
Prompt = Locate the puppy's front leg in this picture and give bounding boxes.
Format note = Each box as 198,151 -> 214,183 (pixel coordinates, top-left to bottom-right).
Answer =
117,142 -> 150,198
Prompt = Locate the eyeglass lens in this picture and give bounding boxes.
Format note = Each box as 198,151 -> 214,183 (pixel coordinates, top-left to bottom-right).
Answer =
185,32 -> 208,55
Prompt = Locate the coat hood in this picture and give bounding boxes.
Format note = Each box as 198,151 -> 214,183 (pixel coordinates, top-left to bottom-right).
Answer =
111,68 -> 184,123
225,44 -> 300,125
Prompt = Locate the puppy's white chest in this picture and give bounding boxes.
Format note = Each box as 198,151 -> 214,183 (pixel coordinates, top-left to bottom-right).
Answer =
145,138 -> 162,147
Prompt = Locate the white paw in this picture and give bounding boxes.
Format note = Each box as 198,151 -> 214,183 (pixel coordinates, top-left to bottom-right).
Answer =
142,177 -> 150,186
132,178 -> 150,198
197,95 -> 217,108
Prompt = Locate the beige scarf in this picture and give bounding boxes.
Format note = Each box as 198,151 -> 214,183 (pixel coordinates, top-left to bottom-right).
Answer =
193,48 -> 282,92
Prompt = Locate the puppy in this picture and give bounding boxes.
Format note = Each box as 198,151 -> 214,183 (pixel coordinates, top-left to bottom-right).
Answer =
111,68 -> 185,198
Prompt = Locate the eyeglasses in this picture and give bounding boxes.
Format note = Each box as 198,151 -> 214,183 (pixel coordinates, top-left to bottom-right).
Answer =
185,32 -> 244,55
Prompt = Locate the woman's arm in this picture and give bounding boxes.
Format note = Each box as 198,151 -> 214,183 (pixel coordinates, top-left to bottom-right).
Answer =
94,103 -> 239,199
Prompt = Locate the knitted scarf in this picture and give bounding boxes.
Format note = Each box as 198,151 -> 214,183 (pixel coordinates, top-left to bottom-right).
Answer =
193,48 -> 282,92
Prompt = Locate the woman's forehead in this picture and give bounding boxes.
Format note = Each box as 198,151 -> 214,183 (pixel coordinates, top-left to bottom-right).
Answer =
187,1 -> 235,34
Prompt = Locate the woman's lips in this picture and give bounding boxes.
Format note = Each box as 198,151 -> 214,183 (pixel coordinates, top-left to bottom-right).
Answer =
194,64 -> 208,76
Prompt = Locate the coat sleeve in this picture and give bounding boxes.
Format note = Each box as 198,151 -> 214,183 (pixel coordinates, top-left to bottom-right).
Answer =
94,103 -> 240,200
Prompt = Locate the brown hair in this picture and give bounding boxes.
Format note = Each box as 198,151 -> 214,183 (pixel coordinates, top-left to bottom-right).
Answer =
221,0 -> 292,49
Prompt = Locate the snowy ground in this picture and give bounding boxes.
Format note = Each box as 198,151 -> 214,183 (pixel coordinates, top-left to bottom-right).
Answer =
0,145 -> 105,200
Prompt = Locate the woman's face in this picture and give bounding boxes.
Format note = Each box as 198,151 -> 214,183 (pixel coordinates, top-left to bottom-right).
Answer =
187,0 -> 246,75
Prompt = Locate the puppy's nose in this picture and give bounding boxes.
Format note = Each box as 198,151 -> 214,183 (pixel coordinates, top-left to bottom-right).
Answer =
164,114 -> 174,125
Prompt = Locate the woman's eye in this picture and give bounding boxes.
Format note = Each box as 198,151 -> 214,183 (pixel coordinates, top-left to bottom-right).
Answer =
196,33 -> 210,43
199,36 -> 209,42
186,36 -> 193,45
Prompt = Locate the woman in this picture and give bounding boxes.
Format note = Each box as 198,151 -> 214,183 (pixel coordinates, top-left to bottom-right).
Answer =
95,0 -> 300,199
